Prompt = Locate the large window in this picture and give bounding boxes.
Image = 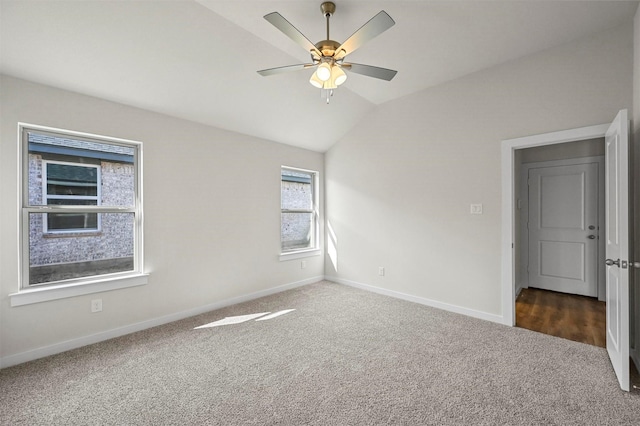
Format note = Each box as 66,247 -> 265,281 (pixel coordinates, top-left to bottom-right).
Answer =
281,167 -> 318,254
20,125 -> 143,290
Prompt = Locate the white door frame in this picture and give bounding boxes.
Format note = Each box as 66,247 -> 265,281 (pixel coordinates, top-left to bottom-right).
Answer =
501,123 -> 609,326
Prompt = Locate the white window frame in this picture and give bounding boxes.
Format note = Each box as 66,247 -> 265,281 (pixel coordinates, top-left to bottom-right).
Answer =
279,166 -> 321,261
42,159 -> 102,234
10,123 -> 147,307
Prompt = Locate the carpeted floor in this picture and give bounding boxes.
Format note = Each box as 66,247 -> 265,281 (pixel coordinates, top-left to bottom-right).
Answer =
1,281 -> 639,425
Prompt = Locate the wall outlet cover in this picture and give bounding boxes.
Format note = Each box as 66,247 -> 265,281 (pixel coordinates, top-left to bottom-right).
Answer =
470,204 -> 483,214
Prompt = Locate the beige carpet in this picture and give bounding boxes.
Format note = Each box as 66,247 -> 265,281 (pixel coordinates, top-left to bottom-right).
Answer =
1,281 -> 639,425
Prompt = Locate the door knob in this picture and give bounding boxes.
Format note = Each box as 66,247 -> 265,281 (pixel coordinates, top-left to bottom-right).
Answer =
588,225 -> 596,230
605,259 -> 620,267
587,235 -> 596,239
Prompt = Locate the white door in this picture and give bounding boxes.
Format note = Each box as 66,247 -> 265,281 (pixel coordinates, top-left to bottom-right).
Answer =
528,163 -> 598,296
605,109 -> 630,391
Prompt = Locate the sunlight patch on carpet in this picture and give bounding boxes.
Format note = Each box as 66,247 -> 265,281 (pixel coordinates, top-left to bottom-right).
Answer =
194,313 -> 269,329
194,309 -> 296,329
255,309 -> 296,321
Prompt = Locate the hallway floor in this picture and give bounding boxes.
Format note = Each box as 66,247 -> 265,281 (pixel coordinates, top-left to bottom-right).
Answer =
516,287 -> 605,347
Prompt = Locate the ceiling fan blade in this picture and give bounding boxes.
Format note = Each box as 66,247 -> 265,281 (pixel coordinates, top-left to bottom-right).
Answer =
264,12 -> 322,58
341,63 -> 397,81
334,11 -> 395,60
257,64 -> 315,77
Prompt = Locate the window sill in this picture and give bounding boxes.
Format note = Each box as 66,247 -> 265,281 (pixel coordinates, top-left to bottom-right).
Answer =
279,249 -> 321,262
9,273 -> 149,307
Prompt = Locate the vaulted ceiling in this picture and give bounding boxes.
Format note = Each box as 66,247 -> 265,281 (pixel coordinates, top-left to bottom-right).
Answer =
1,1 -> 637,151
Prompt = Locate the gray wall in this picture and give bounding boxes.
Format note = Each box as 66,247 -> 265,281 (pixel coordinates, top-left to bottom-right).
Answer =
325,23 -> 633,319
519,138 -> 605,164
0,75 -> 324,361
632,4 -> 640,370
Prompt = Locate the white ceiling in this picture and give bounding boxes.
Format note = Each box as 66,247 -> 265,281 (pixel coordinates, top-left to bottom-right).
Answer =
1,1 -> 637,152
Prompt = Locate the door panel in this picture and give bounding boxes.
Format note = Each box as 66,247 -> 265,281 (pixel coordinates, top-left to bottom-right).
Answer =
540,173 -> 585,229
528,163 -> 598,296
607,266 -> 620,352
604,109 -> 630,391
539,241 -> 585,281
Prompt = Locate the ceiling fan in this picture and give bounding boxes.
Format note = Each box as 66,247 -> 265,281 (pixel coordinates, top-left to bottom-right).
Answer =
257,2 -> 397,102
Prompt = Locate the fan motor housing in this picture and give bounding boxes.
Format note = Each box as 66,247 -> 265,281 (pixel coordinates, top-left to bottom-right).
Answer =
314,39 -> 341,59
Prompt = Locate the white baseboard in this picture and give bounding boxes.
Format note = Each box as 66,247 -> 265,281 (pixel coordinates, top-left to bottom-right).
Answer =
326,276 -> 504,325
0,276 -> 322,369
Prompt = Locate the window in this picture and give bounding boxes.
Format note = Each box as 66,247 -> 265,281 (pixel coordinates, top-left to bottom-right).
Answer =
281,167 -> 318,256
42,160 -> 100,233
19,124 -> 144,293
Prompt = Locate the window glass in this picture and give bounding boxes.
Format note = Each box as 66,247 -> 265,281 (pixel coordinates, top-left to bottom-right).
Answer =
28,212 -> 135,285
22,127 -> 141,288
281,212 -> 313,251
28,132 -> 135,208
281,167 -> 317,253
281,170 -> 312,210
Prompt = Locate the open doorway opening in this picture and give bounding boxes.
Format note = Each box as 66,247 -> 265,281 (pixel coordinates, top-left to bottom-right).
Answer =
502,111 -> 632,391
514,139 -> 606,347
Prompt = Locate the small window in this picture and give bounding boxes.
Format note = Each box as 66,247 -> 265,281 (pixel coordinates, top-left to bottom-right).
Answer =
21,125 -> 142,287
281,167 -> 318,253
43,161 -> 101,233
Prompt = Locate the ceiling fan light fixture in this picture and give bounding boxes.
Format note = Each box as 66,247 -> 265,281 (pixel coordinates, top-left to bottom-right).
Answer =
316,62 -> 332,81
258,3 -> 397,103
323,77 -> 337,90
332,66 -> 347,86
309,71 -> 324,88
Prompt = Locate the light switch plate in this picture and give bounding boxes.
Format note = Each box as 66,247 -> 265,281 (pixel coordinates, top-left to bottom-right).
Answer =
470,204 -> 483,215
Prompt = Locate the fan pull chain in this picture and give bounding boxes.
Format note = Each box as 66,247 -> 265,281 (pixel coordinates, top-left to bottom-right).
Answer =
323,89 -> 334,104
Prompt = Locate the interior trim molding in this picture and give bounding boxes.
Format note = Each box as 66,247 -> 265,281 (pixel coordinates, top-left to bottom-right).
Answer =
326,276 -> 504,325
0,276 -> 323,369
501,123 -> 609,326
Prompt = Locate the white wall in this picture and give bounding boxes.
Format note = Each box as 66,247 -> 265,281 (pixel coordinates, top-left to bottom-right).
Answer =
325,23 -> 633,320
0,76 -> 324,364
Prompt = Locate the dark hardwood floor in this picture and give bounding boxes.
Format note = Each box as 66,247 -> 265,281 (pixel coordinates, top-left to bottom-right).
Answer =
516,287 -> 606,347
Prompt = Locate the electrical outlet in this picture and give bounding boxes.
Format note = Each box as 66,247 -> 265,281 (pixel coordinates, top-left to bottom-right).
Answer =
91,299 -> 102,313
301,260 -> 307,269
378,267 -> 385,276
470,204 -> 483,215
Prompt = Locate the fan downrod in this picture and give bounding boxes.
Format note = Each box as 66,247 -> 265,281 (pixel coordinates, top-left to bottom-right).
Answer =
315,2 -> 339,59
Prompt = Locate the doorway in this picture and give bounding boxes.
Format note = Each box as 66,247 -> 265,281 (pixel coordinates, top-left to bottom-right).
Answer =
501,110 -> 632,391
515,140 -> 606,346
